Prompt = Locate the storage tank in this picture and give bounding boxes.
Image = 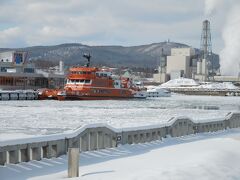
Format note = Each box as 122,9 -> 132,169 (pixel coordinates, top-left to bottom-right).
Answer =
197,61 -> 202,74
59,61 -> 64,73
202,59 -> 207,75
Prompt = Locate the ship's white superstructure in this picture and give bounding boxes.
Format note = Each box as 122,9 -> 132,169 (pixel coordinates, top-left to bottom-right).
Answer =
146,86 -> 171,97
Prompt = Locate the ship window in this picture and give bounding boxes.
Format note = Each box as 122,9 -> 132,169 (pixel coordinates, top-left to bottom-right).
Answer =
104,74 -> 107,77
96,73 -> 99,77
85,80 -> 90,84
83,71 -> 86,74
80,80 -> 84,83
87,72 -> 91,74
76,80 -> 80,83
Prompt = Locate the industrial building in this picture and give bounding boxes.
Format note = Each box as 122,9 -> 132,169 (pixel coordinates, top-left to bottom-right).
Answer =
0,51 -> 65,90
153,47 -> 203,83
153,20 -> 217,83
167,48 -> 195,79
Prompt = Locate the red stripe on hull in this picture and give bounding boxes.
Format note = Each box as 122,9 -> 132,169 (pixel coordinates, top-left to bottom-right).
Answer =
57,95 -> 135,101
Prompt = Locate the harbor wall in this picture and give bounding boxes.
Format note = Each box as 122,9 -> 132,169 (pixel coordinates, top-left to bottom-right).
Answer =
168,88 -> 240,96
1,112 -> 240,165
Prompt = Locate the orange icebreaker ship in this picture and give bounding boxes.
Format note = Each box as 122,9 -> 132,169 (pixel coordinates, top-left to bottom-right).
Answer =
47,54 -> 146,100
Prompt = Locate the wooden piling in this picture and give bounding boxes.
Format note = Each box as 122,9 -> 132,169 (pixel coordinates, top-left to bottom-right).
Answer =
68,148 -> 79,178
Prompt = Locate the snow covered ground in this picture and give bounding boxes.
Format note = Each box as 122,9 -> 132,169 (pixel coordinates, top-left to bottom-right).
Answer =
1,94 -> 240,141
161,78 -> 199,87
160,78 -> 239,90
1,129 -> 240,180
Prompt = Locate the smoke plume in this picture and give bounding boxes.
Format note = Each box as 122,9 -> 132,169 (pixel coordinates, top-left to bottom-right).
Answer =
220,3 -> 240,75
204,0 -> 240,75
204,0 -> 219,16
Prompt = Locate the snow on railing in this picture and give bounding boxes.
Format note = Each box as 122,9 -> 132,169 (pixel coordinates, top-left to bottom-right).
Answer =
1,112 -> 240,165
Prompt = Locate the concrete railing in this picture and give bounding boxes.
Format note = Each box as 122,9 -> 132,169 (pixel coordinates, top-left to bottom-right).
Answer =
0,90 -> 38,100
1,112 -> 240,165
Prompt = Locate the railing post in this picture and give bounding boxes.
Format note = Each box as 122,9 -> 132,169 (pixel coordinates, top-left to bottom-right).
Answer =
68,148 -> 79,178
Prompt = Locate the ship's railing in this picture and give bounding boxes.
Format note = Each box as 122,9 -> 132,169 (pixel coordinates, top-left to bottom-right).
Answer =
0,112 -> 240,165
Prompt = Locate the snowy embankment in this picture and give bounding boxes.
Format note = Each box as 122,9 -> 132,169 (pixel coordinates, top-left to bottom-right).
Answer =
0,111 -> 233,147
1,129 -> 240,180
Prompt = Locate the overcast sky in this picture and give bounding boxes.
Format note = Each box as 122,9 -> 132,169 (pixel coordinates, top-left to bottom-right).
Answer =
0,0 -> 235,53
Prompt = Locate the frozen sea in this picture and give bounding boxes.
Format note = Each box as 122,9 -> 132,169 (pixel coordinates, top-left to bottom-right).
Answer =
1,94 -> 240,140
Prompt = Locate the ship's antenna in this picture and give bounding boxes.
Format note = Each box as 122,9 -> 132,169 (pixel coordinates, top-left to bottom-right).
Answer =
83,53 -> 91,67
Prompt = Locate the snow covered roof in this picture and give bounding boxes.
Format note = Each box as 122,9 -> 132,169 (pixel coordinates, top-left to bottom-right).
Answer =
161,78 -> 199,87
199,82 -> 239,90
161,78 -> 239,90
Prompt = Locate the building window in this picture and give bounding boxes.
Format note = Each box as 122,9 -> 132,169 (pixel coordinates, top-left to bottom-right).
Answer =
24,68 -> 34,73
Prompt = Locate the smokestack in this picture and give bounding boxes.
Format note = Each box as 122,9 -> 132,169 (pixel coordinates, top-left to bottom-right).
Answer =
200,20 -> 212,61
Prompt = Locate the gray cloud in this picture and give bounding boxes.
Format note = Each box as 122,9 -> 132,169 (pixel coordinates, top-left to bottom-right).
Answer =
0,0 -> 227,52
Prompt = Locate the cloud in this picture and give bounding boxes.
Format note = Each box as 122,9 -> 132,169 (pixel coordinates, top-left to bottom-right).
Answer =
0,27 -> 24,47
5,0 -> 240,77
0,0 -> 218,50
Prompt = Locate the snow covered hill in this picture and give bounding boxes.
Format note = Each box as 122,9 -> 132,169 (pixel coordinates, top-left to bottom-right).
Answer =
0,42 -> 220,69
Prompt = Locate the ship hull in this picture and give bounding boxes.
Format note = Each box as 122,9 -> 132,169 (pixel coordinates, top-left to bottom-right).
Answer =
57,87 -> 146,100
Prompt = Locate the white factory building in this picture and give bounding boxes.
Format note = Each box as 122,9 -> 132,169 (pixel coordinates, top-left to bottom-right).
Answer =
154,47 -> 208,83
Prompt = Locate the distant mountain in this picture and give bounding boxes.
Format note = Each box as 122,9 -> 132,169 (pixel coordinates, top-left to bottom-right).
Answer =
0,42 -> 219,69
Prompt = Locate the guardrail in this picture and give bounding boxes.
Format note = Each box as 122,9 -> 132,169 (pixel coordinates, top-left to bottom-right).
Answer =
1,112 -> 240,165
0,90 -> 38,100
